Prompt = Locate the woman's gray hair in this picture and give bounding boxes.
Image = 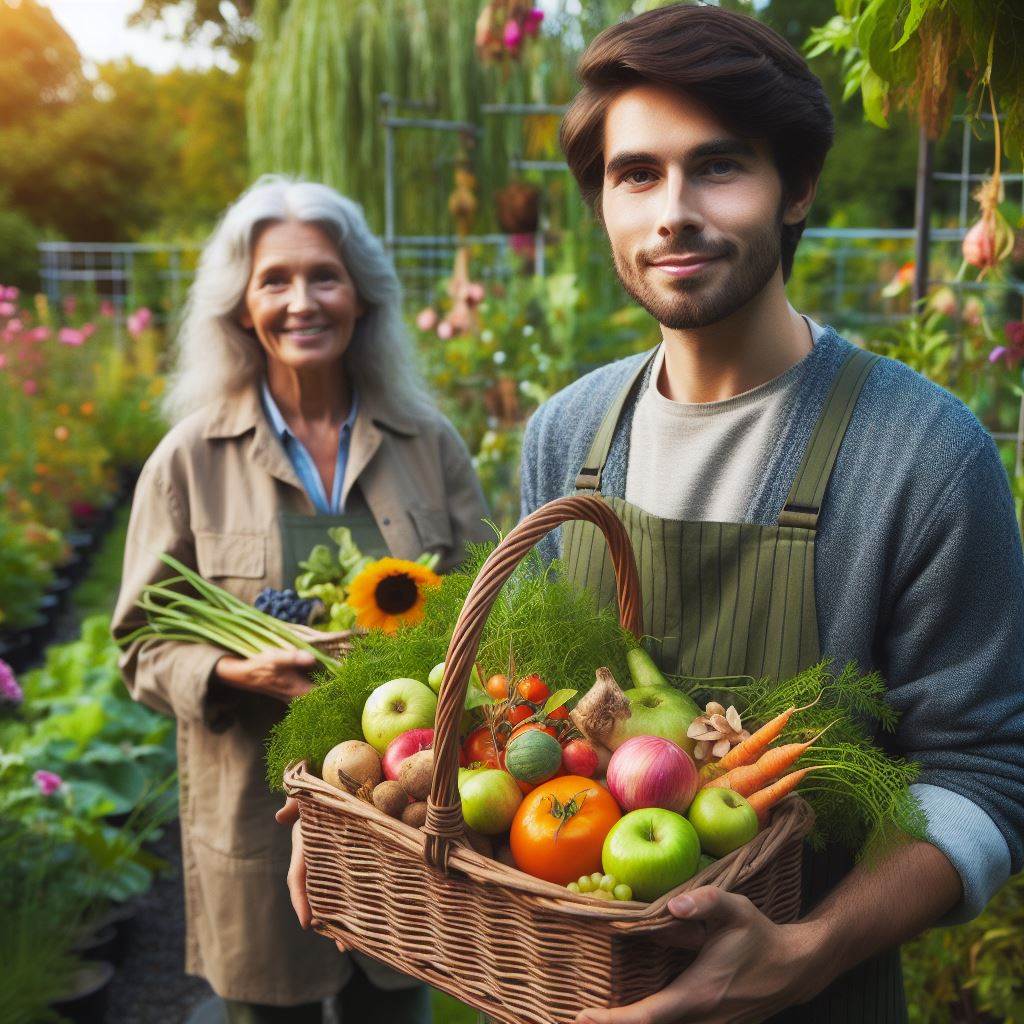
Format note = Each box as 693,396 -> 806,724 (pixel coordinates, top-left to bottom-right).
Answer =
163,175 -> 432,422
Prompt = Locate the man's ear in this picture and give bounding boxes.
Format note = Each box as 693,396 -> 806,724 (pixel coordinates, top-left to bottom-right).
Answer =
783,176 -> 818,226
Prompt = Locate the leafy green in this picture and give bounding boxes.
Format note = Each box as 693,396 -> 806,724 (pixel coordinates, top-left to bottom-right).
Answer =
266,544 -> 639,787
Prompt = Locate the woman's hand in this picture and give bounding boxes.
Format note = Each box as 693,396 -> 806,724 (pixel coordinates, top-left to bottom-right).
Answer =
215,648 -> 317,702
277,797 -> 312,929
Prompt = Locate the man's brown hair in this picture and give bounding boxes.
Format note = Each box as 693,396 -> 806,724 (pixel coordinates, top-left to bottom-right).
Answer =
560,3 -> 834,280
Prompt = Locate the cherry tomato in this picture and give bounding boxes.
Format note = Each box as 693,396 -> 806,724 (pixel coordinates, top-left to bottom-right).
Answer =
485,674 -> 509,700
462,726 -> 500,769
517,674 -> 550,704
547,706 -> 569,721
509,721 -> 559,744
504,703 -> 533,727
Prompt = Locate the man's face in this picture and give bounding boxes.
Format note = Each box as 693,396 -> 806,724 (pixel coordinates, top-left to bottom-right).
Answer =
600,84 -> 796,330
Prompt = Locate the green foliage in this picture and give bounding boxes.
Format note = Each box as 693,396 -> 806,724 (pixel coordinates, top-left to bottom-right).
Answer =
806,0 -> 1024,162
690,661 -> 927,854
0,200 -> 40,292
266,543 -> 639,787
903,871 -> 1024,1022
0,513 -> 56,631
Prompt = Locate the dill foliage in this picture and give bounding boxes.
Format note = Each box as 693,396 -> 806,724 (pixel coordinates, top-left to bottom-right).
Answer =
689,661 -> 927,856
266,544 -> 638,789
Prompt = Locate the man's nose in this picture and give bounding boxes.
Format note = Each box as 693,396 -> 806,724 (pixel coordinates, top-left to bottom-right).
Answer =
656,173 -> 705,240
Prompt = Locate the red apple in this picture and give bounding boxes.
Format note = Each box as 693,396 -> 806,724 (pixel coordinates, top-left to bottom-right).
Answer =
382,728 -> 434,781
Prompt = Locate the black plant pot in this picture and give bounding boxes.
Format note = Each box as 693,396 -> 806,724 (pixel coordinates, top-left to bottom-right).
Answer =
50,961 -> 114,1024
58,551 -> 86,586
0,630 -> 33,672
67,529 -> 98,558
46,576 -> 73,612
23,611 -> 53,653
88,902 -> 136,964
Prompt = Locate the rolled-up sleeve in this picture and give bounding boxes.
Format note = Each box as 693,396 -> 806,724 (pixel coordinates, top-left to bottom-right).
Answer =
111,459 -> 235,730
881,436 -> 1024,922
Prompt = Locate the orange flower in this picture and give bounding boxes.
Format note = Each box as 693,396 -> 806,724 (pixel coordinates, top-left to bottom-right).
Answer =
80,401 -> 95,416
54,426 -> 70,442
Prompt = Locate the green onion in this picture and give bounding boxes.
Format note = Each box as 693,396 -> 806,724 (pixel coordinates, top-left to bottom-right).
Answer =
121,554 -> 341,672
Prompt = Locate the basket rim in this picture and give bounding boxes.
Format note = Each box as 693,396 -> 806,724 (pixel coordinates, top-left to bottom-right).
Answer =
285,760 -> 814,932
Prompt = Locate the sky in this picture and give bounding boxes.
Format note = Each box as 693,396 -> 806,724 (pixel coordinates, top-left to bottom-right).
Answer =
44,0 -> 233,72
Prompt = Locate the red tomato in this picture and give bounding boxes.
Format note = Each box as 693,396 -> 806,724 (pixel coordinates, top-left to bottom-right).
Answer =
485,674 -> 509,700
462,726 -> 500,769
509,721 -> 559,744
517,674 -> 550,704
547,706 -> 569,721
504,703 -> 533,727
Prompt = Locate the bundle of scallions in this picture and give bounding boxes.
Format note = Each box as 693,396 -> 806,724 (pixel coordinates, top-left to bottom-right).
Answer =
121,553 -> 341,672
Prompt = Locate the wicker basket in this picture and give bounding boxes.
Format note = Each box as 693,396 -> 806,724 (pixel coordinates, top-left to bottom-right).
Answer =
284,495 -> 814,1024
288,622 -> 359,661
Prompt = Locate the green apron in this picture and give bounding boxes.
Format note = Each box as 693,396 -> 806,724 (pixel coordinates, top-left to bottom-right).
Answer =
277,489 -> 390,587
563,347 -> 908,1024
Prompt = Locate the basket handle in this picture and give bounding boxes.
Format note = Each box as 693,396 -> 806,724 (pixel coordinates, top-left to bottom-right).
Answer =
423,494 -> 642,872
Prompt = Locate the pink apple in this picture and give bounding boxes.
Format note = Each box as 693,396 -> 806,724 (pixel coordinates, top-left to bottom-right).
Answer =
382,728 -> 434,781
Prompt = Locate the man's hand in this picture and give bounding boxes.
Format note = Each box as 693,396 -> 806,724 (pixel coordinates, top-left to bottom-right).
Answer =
276,797 -> 312,929
216,648 -> 316,702
575,887 -> 826,1024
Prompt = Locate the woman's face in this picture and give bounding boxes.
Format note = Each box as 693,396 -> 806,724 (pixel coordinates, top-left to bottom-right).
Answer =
240,219 -> 366,373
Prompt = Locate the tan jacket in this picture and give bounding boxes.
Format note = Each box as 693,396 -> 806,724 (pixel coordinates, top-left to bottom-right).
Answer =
111,385 -> 489,1004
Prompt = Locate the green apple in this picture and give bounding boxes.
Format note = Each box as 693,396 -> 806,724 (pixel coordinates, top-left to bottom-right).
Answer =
601,808 -> 701,902
609,686 -> 703,756
361,678 -> 437,754
427,660 -> 485,696
686,787 -> 759,857
459,769 -> 522,835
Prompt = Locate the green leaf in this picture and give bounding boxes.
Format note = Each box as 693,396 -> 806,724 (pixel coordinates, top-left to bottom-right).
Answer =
542,688 -> 577,716
891,0 -> 932,51
861,68 -> 890,128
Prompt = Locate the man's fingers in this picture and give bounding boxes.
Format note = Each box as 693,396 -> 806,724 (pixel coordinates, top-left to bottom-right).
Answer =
669,886 -> 754,933
575,970 -> 711,1024
275,796 -> 299,826
286,820 -> 312,929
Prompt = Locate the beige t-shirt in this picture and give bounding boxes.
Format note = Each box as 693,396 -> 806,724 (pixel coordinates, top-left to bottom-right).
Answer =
624,318 -> 825,522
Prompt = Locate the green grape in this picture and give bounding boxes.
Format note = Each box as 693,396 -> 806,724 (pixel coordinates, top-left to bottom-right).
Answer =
613,884 -> 633,902
577,875 -> 595,893
567,882 -> 581,894
599,874 -> 617,892
590,872 -> 604,887
590,889 -> 613,901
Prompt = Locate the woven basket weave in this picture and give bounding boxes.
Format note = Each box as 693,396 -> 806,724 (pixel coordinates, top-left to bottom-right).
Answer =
288,622 -> 358,661
284,495 -> 814,1023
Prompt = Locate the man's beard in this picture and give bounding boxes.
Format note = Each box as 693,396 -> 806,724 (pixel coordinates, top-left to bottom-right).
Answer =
611,213 -> 783,330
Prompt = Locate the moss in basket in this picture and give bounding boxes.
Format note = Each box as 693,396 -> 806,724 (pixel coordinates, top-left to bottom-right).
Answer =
266,543 -> 640,789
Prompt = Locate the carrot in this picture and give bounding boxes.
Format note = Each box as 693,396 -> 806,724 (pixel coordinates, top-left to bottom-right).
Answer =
746,767 -> 814,824
703,722 -> 835,796
714,693 -> 822,774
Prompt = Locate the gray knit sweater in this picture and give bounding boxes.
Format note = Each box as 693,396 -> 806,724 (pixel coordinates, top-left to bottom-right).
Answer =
521,325 -> 1024,923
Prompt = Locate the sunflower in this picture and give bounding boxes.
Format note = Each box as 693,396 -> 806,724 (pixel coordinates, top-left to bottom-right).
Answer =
346,557 -> 441,634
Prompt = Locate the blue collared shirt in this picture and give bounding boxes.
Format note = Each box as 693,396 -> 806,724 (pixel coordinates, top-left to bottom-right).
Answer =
260,380 -> 359,514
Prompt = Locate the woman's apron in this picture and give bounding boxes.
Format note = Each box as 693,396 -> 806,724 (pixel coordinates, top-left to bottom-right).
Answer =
278,488 -> 389,585
562,347 -> 909,1023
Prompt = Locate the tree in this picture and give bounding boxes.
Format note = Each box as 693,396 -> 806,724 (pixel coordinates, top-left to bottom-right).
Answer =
127,0 -> 256,60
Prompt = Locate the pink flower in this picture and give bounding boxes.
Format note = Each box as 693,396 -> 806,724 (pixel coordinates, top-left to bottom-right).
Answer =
0,354 -> 7,370
0,286 -> 19,302
62,296 -> 77,316
99,300 -> 116,318
464,282 -> 486,305
127,307 -> 153,338
503,18 -> 522,50
27,327 -> 50,342
963,296 -> 984,327
58,327 -> 86,346
80,323 -> 96,340
436,320 -> 455,340
33,770 -> 63,796
415,308 -> 439,332
523,8 -> 544,35
0,302 -> 15,317
23,379 -> 37,396
0,659 -> 22,704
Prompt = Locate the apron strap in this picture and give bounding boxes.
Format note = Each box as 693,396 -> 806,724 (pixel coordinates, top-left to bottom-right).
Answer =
575,351 -> 657,491
778,347 -> 880,530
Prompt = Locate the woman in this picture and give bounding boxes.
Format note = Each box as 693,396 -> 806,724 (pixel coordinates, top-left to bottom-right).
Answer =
112,176 -> 489,1023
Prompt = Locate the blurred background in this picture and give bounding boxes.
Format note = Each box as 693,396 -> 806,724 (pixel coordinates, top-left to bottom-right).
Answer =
1,1 -> 1021,1021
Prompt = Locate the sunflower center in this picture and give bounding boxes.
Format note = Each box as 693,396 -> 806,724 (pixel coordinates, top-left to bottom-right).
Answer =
374,573 -> 418,615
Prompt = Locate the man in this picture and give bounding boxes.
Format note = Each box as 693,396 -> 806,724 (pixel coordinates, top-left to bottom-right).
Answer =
518,4 -> 1024,1024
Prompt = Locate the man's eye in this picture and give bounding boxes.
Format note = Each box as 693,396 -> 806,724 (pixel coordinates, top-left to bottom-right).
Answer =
313,271 -> 340,283
622,169 -> 656,185
705,159 -> 738,176
262,276 -> 286,287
